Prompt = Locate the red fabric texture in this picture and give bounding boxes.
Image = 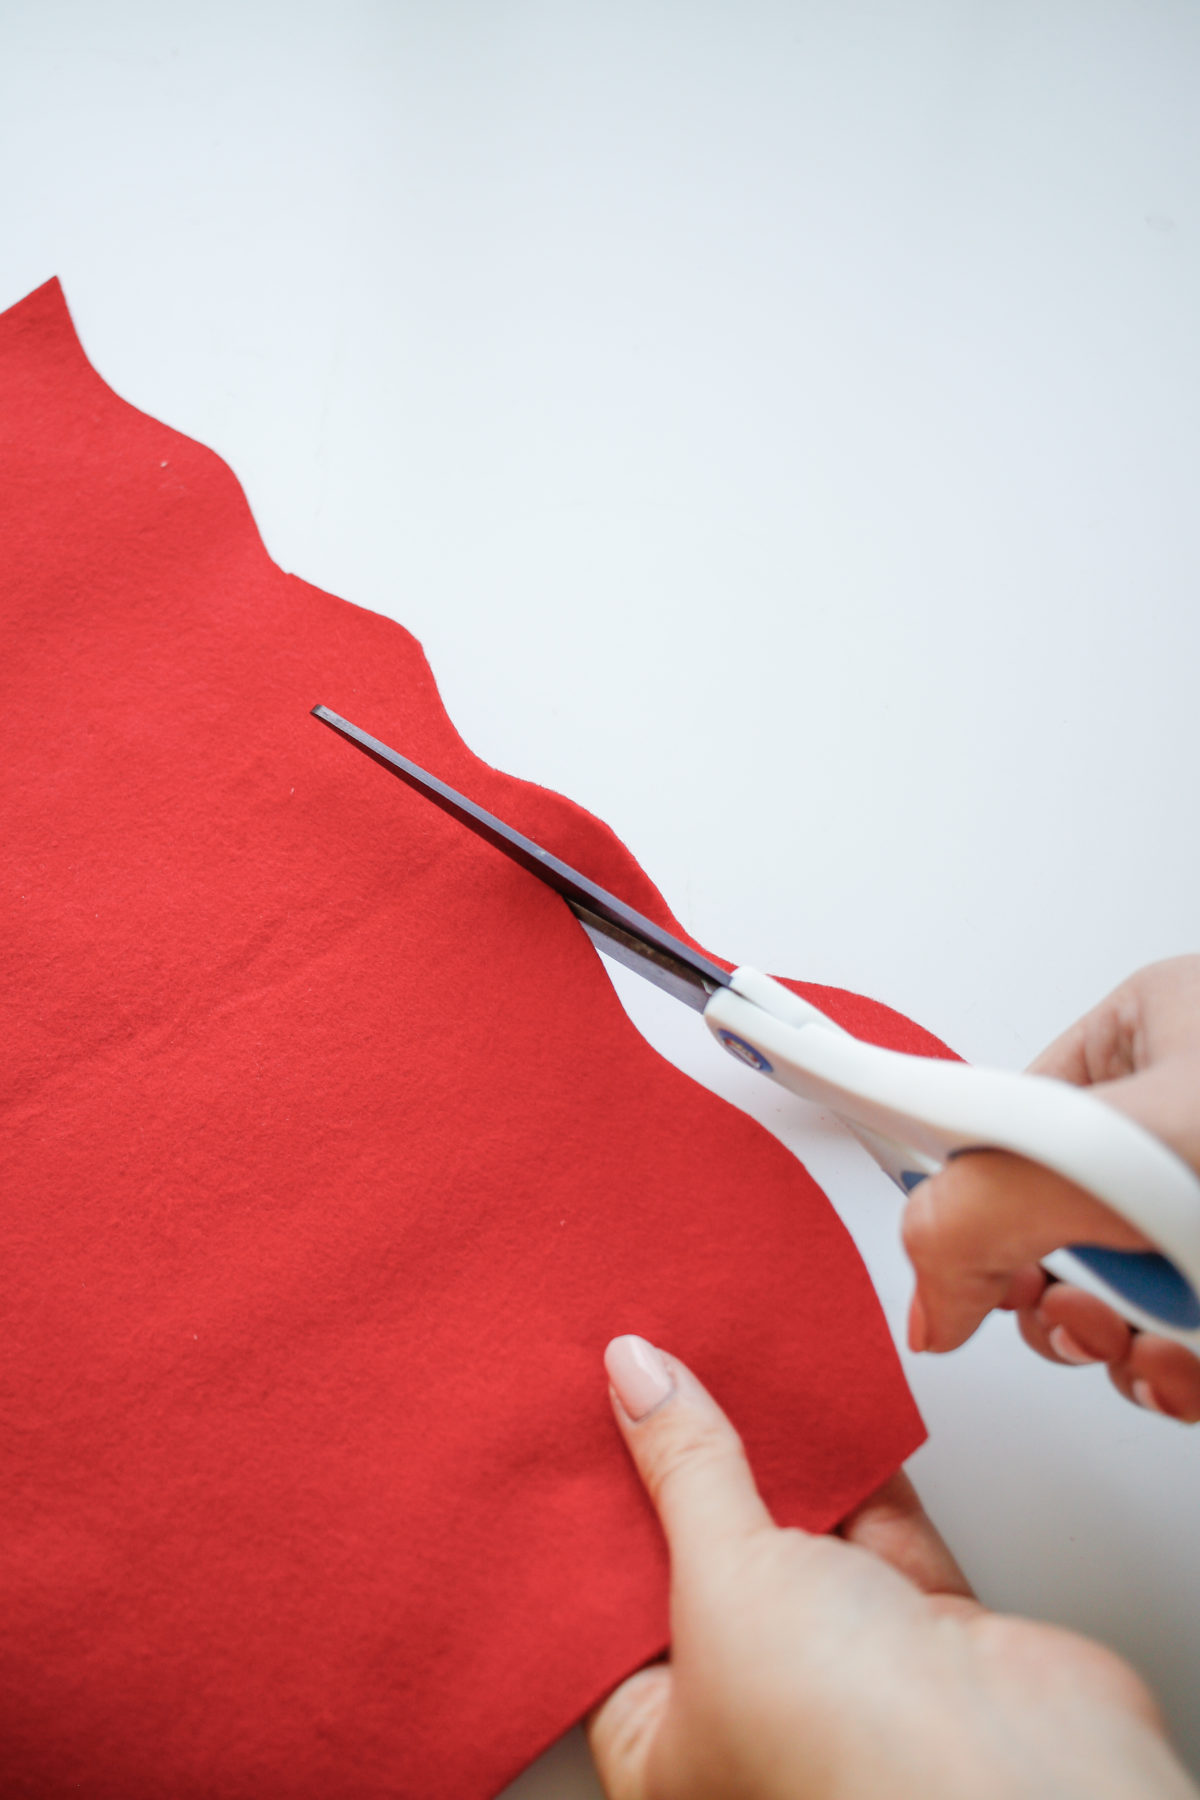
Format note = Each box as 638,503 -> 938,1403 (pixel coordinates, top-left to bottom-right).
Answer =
0,279 -> 950,1799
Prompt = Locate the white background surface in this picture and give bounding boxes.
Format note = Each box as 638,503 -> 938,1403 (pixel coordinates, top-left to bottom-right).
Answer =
3,2 -> 1198,1790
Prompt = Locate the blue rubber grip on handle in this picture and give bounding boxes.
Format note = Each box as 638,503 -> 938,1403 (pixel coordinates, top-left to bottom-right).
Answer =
1065,1245 -> 1200,1330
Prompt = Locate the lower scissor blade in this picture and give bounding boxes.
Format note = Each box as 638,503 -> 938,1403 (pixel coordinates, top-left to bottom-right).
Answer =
312,706 -> 731,1012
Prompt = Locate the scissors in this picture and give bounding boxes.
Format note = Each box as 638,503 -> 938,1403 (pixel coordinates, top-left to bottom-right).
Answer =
313,704 -> 1200,1350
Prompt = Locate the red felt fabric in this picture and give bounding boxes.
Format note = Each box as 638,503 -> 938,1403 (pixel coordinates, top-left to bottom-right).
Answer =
0,279 -> 952,1799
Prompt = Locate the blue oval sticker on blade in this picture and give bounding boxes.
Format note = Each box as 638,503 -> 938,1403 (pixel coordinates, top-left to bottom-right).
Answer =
716,1030 -> 773,1073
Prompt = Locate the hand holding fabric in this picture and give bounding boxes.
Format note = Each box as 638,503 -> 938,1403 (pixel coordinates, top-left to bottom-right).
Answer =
902,956 -> 1200,1421
587,1336 -> 1196,1800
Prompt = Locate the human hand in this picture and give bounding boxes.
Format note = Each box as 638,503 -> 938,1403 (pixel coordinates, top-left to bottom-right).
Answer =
588,1335 -> 1195,1800
902,955 -> 1200,1421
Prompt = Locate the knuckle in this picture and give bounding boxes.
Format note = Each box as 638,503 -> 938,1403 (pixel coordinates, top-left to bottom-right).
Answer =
640,1413 -> 738,1509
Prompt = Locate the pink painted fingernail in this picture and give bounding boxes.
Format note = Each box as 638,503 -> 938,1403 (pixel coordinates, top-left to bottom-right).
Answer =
605,1336 -> 673,1421
1048,1325 -> 1098,1366
1133,1378 -> 1167,1415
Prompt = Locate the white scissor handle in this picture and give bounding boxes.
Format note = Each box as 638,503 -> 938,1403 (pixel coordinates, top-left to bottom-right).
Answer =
703,968 -> 1200,1348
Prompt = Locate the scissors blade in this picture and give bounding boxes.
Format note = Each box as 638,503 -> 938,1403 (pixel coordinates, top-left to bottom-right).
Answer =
312,706 -> 731,1012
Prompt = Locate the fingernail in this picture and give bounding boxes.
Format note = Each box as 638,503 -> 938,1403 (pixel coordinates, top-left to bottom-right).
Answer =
1133,1378 -> 1167,1415
1048,1325 -> 1098,1366
907,1294 -> 928,1354
605,1335 -> 673,1422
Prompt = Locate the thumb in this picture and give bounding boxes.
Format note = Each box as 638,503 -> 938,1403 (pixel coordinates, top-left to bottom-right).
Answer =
902,1152 -> 1149,1352
600,1335 -> 772,1576
586,1336 -> 774,1799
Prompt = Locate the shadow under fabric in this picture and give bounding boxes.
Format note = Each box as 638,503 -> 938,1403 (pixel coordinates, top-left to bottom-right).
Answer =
0,279 -> 953,1799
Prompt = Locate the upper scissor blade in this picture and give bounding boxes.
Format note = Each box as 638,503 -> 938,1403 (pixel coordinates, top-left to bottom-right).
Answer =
566,901 -> 719,1012
312,706 -> 731,1012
